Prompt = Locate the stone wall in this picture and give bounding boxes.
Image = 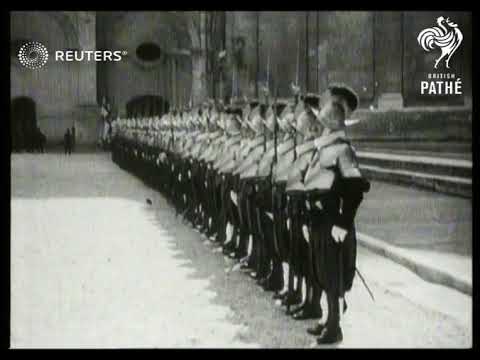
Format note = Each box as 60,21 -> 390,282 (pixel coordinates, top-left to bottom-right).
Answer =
11,11 -> 472,147
11,11 -> 99,145
97,12 -> 192,116
224,11 -> 472,108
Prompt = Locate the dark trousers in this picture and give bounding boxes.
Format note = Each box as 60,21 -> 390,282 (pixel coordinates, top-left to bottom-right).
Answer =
326,287 -> 340,334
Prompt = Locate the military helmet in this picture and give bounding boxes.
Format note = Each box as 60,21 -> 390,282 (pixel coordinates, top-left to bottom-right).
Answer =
327,83 -> 359,117
293,95 -> 319,135
274,101 -> 288,117
259,103 -> 268,118
229,106 -> 243,118
303,93 -> 321,110
249,100 -> 260,108
313,84 -> 360,128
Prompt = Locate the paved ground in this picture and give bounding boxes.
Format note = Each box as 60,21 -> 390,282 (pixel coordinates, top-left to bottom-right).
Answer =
10,153 -> 472,348
356,181 -> 471,256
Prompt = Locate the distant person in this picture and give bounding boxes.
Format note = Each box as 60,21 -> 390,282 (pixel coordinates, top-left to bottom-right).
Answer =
64,129 -> 72,155
34,126 -> 46,153
102,118 -> 111,150
71,125 -> 76,152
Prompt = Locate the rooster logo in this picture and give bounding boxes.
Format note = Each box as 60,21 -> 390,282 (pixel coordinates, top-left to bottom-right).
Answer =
417,16 -> 463,69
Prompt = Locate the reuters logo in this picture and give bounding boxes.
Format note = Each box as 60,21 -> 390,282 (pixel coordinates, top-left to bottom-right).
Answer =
18,42 -> 49,69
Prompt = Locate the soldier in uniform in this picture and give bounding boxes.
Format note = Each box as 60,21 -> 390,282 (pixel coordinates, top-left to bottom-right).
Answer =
284,93 -> 325,320
234,96 -> 272,280
197,101 -> 225,240
250,97 -> 289,292
110,82 -> 368,346
222,99 -> 258,262
268,87 -> 302,303
297,84 -> 370,344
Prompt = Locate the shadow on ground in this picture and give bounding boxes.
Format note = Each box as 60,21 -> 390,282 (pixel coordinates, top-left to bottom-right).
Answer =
146,192 -> 321,348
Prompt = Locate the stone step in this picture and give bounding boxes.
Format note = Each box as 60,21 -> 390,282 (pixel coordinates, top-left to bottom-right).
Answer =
359,160 -> 471,198
357,150 -> 472,179
353,143 -> 471,159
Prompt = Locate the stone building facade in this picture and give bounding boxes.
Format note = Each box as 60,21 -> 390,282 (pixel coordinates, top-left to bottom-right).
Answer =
11,11 -> 472,145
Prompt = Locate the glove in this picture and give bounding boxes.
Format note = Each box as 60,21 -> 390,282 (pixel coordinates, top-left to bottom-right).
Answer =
230,191 -> 238,207
302,225 -> 310,244
331,225 -> 347,243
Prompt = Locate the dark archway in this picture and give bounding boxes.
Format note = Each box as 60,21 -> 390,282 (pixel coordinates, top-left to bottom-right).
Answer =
11,97 -> 37,152
126,95 -> 169,118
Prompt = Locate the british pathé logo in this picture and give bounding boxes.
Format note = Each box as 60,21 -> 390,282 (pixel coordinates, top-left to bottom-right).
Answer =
417,16 -> 463,69
417,16 -> 463,96
17,41 -> 127,70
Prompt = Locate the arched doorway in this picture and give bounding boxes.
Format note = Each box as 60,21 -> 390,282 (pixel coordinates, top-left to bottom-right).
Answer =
11,97 -> 36,152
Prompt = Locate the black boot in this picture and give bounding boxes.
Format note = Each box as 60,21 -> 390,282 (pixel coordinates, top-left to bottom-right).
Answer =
263,262 -> 284,292
286,303 -> 304,316
282,291 -> 302,307
307,323 -> 326,336
272,291 -> 288,300
316,327 -> 343,345
292,305 -> 323,320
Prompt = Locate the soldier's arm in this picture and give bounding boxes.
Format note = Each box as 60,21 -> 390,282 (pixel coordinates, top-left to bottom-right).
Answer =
333,145 -> 370,232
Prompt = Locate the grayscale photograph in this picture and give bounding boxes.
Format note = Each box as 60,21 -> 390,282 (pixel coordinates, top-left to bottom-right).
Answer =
10,11 -> 472,348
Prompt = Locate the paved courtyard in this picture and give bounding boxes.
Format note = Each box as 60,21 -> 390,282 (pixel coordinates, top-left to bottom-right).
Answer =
10,153 -> 472,348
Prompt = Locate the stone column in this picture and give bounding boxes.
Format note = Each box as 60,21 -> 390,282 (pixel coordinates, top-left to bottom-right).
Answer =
374,11 -> 404,110
171,57 -> 177,108
66,11 -> 99,145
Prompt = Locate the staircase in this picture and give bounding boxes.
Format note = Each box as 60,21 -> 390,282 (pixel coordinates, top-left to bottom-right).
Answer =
354,144 -> 472,198
347,108 -> 472,198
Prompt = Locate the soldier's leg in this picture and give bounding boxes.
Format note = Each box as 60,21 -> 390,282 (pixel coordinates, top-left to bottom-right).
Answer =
230,176 -> 244,259
272,186 -> 287,299
197,164 -> 209,233
316,287 -> 342,345
196,165 -> 205,231
292,201 -> 321,320
292,248 -> 322,319
239,186 -> 255,270
285,197 -> 304,312
204,168 -> 217,239
184,162 -> 196,224
251,191 -> 267,280
259,211 -> 283,292
282,195 -> 296,306
236,180 -> 250,259
223,178 -> 237,254
247,184 -> 260,274
225,188 -> 241,258
215,174 -> 228,245
208,173 -> 222,240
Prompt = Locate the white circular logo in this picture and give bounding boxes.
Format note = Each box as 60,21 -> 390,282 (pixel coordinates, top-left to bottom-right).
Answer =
18,42 -> 49,69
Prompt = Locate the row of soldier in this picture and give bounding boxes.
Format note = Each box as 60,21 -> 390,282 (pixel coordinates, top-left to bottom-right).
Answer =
111,83 -> 370,345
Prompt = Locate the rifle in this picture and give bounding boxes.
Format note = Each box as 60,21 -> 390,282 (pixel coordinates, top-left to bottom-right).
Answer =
271,87 -> 280,256
263,47 -> 271,153
293,93 -> 299,161
287,84 -> 301,312
292,36 -> 300,162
